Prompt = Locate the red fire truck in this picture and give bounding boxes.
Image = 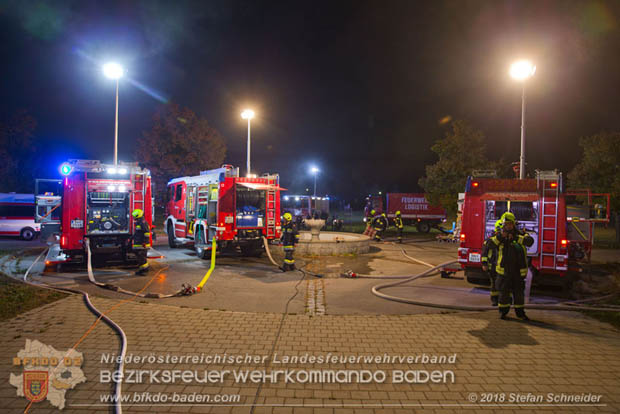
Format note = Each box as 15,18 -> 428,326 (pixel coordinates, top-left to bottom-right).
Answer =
458,170 -> 610,285
42,159 -> 154,266
364,193 -> 447,233
164,165 -> 282,258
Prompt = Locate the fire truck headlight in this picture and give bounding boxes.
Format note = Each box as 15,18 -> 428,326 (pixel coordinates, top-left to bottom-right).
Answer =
107,167 -> 117,174
284,196 -> 289,201
118,185 -> 126,192
118,168 -> 127,174
107,185 -> 116,191
60,163 -> 72,176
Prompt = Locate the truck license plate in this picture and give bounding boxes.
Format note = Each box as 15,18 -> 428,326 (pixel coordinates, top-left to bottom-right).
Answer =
469,253 -> 481,263
70,219 -> 84,229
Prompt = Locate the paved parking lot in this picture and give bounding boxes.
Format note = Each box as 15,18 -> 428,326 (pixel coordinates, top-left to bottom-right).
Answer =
1,236 -> 619,413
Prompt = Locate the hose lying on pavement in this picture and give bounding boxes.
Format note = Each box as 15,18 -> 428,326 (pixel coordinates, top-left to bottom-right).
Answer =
22,249 -> 127,414
368,259 -> 620,312
262,236 -> 323,277
84,238 -> 186,298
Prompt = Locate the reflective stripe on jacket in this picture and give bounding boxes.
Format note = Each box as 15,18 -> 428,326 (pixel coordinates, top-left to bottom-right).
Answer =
481,237 -> 498,266
394,217 -> 404,229
490,232 -> 531,277
281,222 -> 300,246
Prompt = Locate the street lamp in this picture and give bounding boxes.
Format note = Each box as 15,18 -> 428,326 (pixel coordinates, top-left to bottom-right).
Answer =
241,109 -> 255,176
510,60 -> 536,179
103,62 -> 124,166
310,166 -> 320,197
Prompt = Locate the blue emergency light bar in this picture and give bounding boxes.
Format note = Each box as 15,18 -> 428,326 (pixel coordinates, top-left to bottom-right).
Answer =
60,163 -> 72,176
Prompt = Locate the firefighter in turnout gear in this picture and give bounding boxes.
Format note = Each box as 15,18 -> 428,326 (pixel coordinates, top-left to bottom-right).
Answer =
364,209 -> 376,236
372,213 -> 388,242
280,212 -> 300,272
481,219 -> 502,306
394,211 -> 404,243
132,209 -> 151,275
490,212 -> 534,320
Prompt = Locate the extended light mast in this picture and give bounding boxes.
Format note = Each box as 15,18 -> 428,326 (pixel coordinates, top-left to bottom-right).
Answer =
241,109 -> 255,176
103,62 -> 124,166
509,60 -> 536,179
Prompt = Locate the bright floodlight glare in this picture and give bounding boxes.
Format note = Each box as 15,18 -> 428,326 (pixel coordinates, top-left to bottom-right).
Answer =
107,167 -> 117,174
118,168 -> 127,174
103,62 -> 124,79
60,163 -> 72,176
310,166 -> 319,174
510,60 -> 536,81
241,109 -> 255,120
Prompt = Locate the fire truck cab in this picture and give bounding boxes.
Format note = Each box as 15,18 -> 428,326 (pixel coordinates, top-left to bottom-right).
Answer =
43,159 -> 154,266
165,165 -> 282,258
458,170 -> 610,285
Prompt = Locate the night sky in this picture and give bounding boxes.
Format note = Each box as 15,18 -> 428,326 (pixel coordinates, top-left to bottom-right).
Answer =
2,0 -> 620,202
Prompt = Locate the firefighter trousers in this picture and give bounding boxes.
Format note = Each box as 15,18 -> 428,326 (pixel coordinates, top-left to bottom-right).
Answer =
283,246 -> 296,271
488,270 -> 499,305
497,272 -> 525,317
374,229 -> 384,241
135,262 -> 149,275
397,227 -> 403,243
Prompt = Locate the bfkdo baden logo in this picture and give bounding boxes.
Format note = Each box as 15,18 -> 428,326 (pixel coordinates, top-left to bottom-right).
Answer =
10,339 -> 86,410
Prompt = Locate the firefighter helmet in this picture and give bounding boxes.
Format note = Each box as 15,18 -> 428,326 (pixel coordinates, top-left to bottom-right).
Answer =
283,212 -> 292,222
501,212 -> 516,223
494,219 -> 502,232
370,209 -> 376,215
396,210 -> 401,216
132,209 -> 144,219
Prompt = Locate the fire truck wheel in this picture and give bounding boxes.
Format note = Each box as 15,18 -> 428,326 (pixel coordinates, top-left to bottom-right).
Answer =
416,222 -> 431,233
167,222 -> 177,248
195,245 -> 208,260
465,268 -> 490,286
20,227 -> 36,241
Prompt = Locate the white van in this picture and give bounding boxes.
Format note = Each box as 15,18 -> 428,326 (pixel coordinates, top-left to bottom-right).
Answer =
0,193 -> 40,240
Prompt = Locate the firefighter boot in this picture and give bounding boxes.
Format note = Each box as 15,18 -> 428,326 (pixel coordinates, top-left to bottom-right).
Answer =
135,262 -> 149,275
515,306 -> 529,321
491,295 -> 498,306
498,304 -> 510,320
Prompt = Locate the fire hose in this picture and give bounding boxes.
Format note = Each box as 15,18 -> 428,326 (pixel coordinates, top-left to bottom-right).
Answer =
353,254 -> 620,312
262,236 -> 323,277
22,249 -> 128,414
84,238 -> 190,298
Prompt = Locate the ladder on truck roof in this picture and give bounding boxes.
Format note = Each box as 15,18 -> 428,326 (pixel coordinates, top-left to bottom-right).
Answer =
265,175 -> 278,239
537,170 -> 561,270
131,172 -> 146,232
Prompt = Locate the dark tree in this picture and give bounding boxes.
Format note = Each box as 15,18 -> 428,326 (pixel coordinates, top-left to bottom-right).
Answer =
568,132 -> 620,242
0,110 -> 38,193
419,120 -> 490,214
137,102 -> 227,202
